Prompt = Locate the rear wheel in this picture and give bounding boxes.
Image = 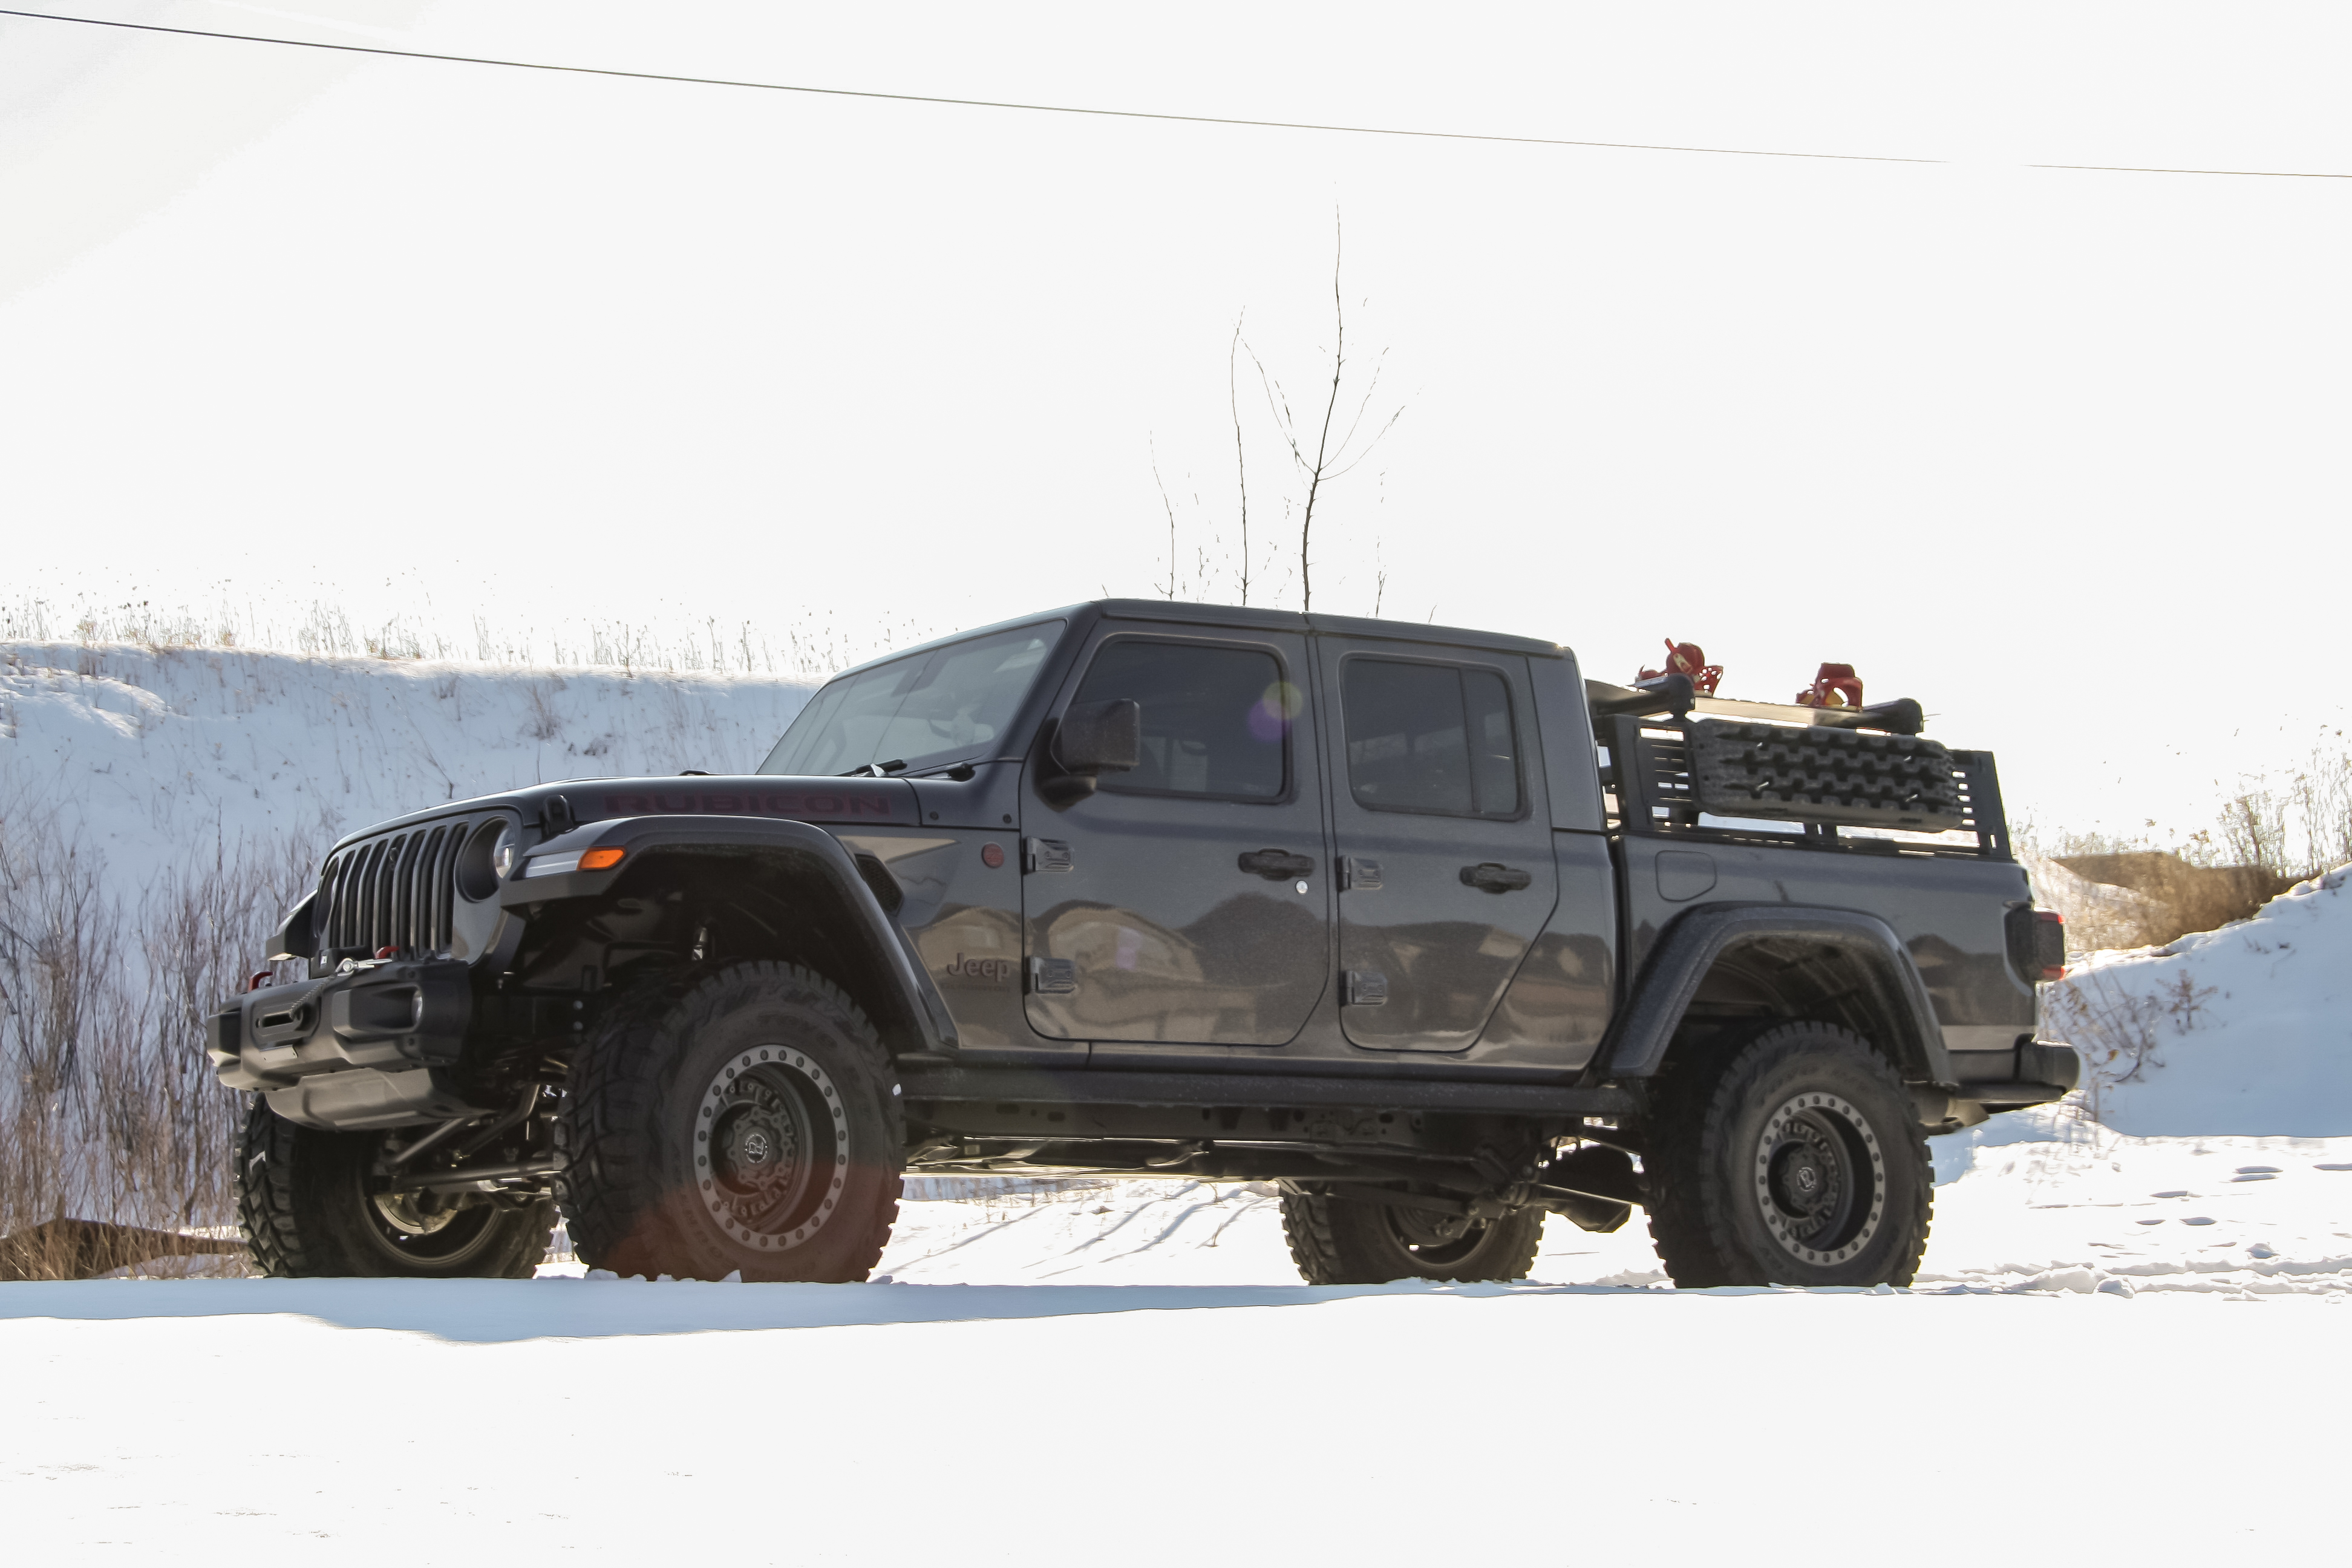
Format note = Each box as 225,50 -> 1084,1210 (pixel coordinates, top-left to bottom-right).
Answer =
556,961 -> 904,1282
1643,1021 -> 1931,1288
237,1099 -> 554,1278
1281,1191 -> 1543,1284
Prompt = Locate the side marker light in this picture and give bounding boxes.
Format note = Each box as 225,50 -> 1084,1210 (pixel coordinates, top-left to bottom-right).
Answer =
579,847 -> 626,871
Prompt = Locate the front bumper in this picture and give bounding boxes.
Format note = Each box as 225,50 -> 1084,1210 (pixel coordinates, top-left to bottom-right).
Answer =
206,959 -> 495,1129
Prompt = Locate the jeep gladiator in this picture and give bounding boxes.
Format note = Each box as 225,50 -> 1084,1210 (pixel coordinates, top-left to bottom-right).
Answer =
211,600 -> 2077,1286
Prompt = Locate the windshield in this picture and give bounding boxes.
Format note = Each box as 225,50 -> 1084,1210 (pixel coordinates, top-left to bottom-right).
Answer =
757,621 -> 1065,777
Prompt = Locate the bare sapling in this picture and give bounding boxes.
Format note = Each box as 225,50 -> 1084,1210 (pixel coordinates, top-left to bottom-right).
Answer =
1246,213 -> 1405,612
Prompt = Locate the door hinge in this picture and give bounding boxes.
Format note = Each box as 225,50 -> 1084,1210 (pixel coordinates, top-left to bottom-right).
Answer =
1344,969 -> 1389,1007
1025,838 -> 1073,874
1339,857 -> 1383,892
1029,956 -> 1079,995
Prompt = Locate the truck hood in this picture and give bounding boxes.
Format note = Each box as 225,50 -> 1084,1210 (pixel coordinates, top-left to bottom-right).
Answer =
324,775 -> 916,858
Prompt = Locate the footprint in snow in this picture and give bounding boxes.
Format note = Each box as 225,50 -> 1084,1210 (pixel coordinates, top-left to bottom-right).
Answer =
2153,1190 -> 2190,1198
2236,1166 -> 2281,1175
2181,1217 -> 2218,1226
2135,1219 -> 2164,1226
2317,1163 -> 2352,1172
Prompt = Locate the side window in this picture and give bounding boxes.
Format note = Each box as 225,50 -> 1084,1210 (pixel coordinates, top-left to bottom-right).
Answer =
1071,640 -> 1290,801
1343,658 -> 1522,818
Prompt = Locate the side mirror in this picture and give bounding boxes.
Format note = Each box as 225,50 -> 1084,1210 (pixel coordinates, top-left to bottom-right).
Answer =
1053,699 -> 1141,776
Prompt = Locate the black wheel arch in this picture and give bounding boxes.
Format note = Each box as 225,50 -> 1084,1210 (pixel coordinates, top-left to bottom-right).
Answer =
1598,903 -> 1953,1087
497,815 -> 958,1058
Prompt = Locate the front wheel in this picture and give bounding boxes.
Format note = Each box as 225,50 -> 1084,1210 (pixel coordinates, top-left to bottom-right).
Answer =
1643,1022 -> 1931,1288
237,1100 -> 554,1278
555,962 -> 904,1282
1281,1191 -> 1543,1284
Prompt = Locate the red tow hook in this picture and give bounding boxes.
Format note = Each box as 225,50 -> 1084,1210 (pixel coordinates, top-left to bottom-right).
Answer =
374,946 -> 398,961
246,970 -> 272,993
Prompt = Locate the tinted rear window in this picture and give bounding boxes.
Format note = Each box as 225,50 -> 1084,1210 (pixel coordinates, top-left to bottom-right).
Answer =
1343,658 -> 1521,817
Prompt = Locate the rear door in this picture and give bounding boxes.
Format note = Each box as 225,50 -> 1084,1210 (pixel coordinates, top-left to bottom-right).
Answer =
1316,637 -> 1558,1050
1022,626 -> 1330,1045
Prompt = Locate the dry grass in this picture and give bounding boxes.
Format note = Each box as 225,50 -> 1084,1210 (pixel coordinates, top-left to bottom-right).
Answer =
2040,965 -> 2216,1116
0,802 -> 319,1278
3,594 -> 924,681
2024,746 -> 2352,951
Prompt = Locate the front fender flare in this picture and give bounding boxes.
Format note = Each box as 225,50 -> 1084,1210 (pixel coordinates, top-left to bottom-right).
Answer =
1599,903 -> 1952,1085
499,814 -> 957,1052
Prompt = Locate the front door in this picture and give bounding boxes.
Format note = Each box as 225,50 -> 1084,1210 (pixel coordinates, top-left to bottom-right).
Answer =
1316,638 -> 1558,1050
1022,627 -> 1330,1045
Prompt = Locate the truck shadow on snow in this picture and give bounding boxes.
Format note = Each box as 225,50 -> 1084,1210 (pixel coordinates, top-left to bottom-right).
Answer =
0,1276 -> 1796,1342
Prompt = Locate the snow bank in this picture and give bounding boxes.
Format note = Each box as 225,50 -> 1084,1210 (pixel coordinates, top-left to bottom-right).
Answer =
0,641 -> 816,903
2041,867 -> 2352,1137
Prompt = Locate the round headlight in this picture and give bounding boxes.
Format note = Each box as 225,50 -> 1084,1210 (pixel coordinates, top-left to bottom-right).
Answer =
457,818 -> 522,901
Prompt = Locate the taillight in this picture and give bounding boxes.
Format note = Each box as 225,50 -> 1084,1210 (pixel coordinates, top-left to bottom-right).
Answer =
2033,910 -> 2066,980
2007,907 -> 2068,982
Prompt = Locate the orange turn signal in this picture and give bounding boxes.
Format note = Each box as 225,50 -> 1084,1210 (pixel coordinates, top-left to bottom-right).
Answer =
578,847 -> 626,872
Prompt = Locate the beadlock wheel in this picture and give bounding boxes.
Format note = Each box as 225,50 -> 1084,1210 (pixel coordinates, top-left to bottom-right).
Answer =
694,1048 -> 852,1255
555,961 -> 904,1283
1753,1090 -> 1885,1268
1641,1021 -> 1932,1289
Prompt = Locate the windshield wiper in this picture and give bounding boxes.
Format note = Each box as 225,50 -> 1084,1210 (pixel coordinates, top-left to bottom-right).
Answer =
838,759 -> 909,778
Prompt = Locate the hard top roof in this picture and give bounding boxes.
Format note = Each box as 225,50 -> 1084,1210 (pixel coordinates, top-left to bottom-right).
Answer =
824,599 -> 1565,681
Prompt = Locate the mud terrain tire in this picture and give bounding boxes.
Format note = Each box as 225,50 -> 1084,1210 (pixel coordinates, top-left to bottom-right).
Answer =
1281,1191 -> 1543,1284
237,1099 -> 554,1278
556,961 -> 904,1282
1644,1021 -> 1930,1289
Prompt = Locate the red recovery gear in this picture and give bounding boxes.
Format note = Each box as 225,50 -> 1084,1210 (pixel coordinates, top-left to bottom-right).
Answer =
1795,663 -> 1864,708
1636,639 -> 1722,696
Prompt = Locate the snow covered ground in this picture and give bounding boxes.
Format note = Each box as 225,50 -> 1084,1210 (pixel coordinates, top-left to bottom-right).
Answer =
9,1120 -> 2348,1560
5,1275 -> 2344,1560
850,1120 -> 2352,1298
6,649 -> 2350,1557
2042,866 -> 2352,1138
0,640 -> 816,908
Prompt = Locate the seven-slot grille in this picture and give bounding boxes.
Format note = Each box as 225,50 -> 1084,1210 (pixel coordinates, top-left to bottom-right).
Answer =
318,818 -> 479,957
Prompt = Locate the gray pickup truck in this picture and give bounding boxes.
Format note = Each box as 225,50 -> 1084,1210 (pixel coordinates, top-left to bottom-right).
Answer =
211,600 -> 2076,1288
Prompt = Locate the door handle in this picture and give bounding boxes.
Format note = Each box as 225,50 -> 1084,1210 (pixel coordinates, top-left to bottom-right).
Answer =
1238,849 -> 1316,881
1461,862 -> 1533,893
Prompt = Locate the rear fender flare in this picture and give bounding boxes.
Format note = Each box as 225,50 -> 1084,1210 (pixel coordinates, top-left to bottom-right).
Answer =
499,814 -> 957,1053
1600,903 -> 1952,1085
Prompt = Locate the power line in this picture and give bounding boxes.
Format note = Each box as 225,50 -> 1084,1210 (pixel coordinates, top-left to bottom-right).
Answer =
4,6 -> 2348,181
0,7 -> 1936,166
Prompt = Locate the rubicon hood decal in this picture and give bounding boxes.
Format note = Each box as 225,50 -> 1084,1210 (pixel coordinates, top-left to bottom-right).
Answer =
597,779 -> 906,822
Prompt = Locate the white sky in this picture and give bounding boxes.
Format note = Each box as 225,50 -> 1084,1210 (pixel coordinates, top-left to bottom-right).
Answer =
4,2 -> 2348,846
